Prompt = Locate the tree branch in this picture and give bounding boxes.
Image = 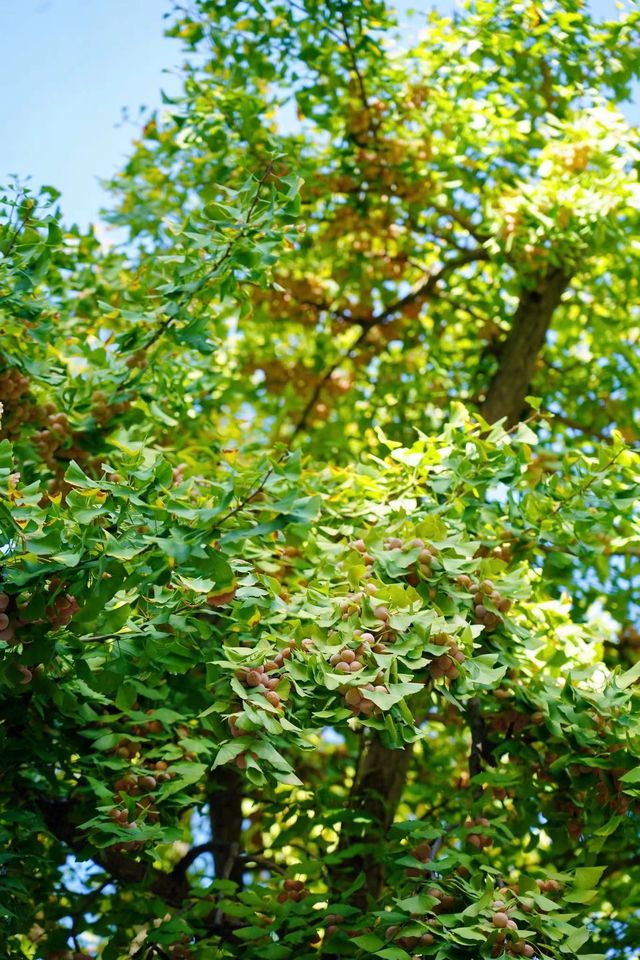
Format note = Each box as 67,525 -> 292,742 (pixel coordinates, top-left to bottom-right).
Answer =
481,267 -> 570,426
1,199 -> 35,260
173,840 -> 286,878
467,266 -> 571,794
207,766 -> 245,888
291,248 -> 490,439
430,202 -> 491,245
338,2 -> 374,131
118,160 -> 275,392
465,697 -> 496,798
364,248 -> 490,330
331,736 -> 413,909
37,795 -> 189,904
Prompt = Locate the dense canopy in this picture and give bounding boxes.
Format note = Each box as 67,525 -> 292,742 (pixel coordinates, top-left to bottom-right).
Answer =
1,2 -> 640,959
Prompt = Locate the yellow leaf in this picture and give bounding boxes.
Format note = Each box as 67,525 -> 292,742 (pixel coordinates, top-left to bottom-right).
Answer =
248,609 -> 261,627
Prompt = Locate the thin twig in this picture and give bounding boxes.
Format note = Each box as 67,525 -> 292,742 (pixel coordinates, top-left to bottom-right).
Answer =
213,465 -> 276,528
362,248 -> 490,330
175,840 -> 286,878
2,199 -> 35,260
549,447 -> 625,517
430,201 -> 490,245
241,854 -> 287,875
118,161 -> 275,392
338,2 -> 373,123
290,248 -> 490,439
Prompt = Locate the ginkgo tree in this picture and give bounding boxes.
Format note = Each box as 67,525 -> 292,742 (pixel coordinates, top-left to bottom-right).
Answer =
1,1 -> 640,959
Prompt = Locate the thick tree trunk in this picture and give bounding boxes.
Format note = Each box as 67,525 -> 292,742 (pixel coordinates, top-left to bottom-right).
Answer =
469,266 -> 570,783
481,268 -> 569,426
334,737 -> 413,907
208,766 -> 245,887
334,267 -> 570,906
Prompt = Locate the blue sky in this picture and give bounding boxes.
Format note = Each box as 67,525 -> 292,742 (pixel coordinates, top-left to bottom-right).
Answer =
0,0 -> 180,227
0,0 -> 635,229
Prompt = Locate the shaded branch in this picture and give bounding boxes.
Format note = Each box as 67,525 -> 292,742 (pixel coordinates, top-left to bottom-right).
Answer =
213,465 -> 275,528
364,247 -> 490,330
207,766 -> 245,888
291,248 -> 490,439
430,201 -> 491,245
338,2 -> 374,127
465,697 -> 496,799
481,267 -> 570,426
331,736 -> 413,909
38,795 -> 189,903
465,268 -> 573,795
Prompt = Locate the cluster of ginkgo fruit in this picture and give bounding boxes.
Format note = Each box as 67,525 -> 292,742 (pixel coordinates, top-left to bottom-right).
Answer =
33,409 -> 71,468
0,365 -> 30,404
0,592 -> 14,644
234,640 -> 303,711
384,805 -> 565,959
277,878 -> 310,903
352,533 -> 514,643
428,633 -> 467,681
227,641 -> 312,766
349,533 -> 442,587
325,636 -> 389,716
384,535 -> 441,587
90,389 -> 130,428
107,757 -> 168,852
456,575 -> 511,630
46,587 -> 80,629
465,816 -> 494,850
0,365 -> 31,440
381,882 -> 557,958
485,879 -> 563,958
347,536 -> 477,680
101,708 -> 198,850
0,363 -> 75,462
384,882 -> 458,950
0,582 -> 82,684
